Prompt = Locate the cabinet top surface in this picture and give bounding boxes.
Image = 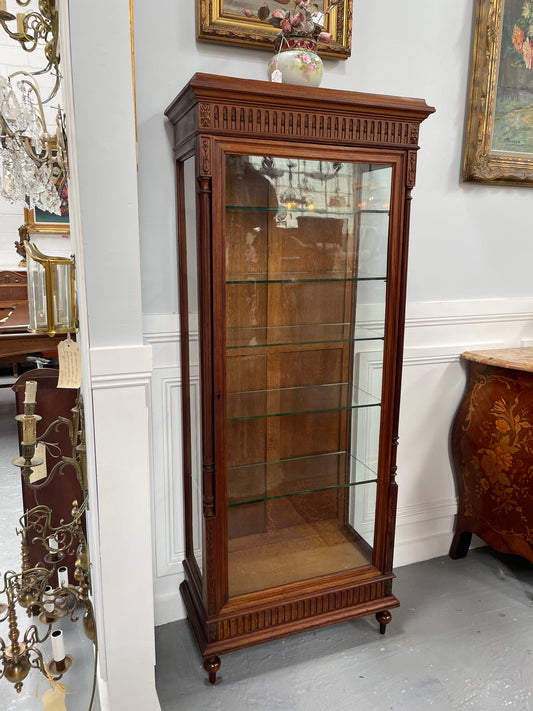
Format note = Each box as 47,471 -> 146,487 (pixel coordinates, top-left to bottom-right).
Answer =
462,347 -> 533,373
165,72 -> 435,123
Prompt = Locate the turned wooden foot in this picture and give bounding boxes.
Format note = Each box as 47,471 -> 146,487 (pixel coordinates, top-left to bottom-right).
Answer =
204,656 -> 221,685
376,610 -> 392,635
449,529 -> 472,559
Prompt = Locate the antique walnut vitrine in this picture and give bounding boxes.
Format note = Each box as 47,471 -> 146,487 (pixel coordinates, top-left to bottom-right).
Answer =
165,74 -> 433,683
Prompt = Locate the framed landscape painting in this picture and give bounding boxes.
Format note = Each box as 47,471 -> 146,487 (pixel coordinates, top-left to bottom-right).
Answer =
196,0 -> 353,59
463,0 -> 533,185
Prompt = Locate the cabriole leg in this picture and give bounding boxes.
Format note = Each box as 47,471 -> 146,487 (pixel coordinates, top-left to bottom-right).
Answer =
449,530 -> 472,560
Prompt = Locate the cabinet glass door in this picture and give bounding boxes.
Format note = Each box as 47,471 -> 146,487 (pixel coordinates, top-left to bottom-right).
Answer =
224,155 -> 392,597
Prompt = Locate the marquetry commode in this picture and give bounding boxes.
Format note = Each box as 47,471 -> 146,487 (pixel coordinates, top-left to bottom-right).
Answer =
165,73 -> 434,683
450,347 -> 533,564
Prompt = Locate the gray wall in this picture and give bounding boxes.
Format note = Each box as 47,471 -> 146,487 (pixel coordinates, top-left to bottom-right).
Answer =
133,0 -> 533,316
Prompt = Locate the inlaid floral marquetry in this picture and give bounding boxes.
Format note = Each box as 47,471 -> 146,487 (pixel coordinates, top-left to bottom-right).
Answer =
450,349 -> 533,563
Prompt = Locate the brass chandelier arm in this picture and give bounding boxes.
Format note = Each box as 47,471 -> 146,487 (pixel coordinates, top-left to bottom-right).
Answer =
5,70 -> 56,162
0,0 -> 59,75
38,414 -> 75,444
21,393 -> 87,494
23,621 -> 53,648
21,500 -> 88,574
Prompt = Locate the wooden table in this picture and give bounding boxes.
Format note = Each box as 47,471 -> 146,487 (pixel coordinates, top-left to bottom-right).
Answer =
450,347 -> 533,563
0,301 -> 63,377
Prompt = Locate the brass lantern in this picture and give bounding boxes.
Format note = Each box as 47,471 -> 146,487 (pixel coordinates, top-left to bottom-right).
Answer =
25,241 -> 76,335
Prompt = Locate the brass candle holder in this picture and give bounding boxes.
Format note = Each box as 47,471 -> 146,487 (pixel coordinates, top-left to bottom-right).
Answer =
0,380 -> 97,703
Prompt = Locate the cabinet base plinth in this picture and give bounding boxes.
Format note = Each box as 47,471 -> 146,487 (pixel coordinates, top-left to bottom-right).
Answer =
181,575 -> 399,682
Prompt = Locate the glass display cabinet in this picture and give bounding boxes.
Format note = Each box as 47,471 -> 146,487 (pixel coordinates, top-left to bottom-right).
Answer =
165,74 -> 434,683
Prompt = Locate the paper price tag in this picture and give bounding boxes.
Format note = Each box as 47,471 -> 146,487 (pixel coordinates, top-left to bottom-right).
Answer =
29,443 -> 47,483
57,339 -> 82,389
271,69 -> 282,83
42,685 -> 67,711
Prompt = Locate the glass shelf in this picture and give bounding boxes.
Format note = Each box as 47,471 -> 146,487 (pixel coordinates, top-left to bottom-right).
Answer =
228,451 -> 377,507
227,382 -> 381,421
226,204 -> 389,216
226,271 -> 386,284
226,323 -> 384,349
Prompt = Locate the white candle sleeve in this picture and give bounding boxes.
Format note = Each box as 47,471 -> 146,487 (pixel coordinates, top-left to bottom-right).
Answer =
48,537 -> 58,551
24,380 -> 37,404
43,585 -> 54,613
22,416 -> 36,445
58,566 -> 68,587
51,630 -> 65,662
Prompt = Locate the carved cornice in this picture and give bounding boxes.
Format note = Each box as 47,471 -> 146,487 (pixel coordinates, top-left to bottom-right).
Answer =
199,102 -> 419,148
165,76 -> 434,158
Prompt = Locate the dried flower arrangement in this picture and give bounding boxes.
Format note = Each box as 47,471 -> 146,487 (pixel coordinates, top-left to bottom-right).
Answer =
245,0 -> 340,44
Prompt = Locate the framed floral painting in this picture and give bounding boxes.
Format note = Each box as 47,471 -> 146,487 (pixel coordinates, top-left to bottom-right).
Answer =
463,0 -> 533,185
196,0 -> 353,59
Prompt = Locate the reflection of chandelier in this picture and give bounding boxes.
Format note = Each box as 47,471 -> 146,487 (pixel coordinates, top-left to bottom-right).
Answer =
0,0 -> 65,213
0,70 -> 66,213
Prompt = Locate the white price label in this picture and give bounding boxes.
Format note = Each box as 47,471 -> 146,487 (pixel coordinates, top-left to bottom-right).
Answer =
29,443 -> 47,483
57,339 -> 82,389
42,685 -> 67,711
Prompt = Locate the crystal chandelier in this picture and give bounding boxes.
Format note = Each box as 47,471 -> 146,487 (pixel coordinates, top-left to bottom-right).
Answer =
0,0 -> 66,214
0,70 -> 66,213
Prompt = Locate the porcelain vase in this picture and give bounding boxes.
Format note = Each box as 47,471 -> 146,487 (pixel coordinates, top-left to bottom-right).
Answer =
267,36 -> 323,87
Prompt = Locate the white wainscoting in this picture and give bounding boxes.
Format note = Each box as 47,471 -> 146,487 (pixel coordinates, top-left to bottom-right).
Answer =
144,298 -> 533,626
87,344 -> 161,710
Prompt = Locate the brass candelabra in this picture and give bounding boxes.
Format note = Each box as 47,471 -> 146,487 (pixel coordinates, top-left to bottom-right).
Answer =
0,380 -> 96,701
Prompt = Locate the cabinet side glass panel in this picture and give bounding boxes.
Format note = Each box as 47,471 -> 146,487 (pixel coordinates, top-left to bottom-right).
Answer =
224,156 -> 391,597
182,156 -> 204,577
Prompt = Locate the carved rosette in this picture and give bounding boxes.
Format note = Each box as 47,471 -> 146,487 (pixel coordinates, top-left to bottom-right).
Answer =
199,103 -> 211,128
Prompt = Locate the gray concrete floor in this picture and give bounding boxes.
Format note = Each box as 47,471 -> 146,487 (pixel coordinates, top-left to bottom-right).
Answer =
155,548 -> 533,711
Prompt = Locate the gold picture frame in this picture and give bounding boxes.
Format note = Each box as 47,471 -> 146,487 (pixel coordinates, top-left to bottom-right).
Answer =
196,0 -> 353,60
463,0 -> 533,185
23,207 -> 69,235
